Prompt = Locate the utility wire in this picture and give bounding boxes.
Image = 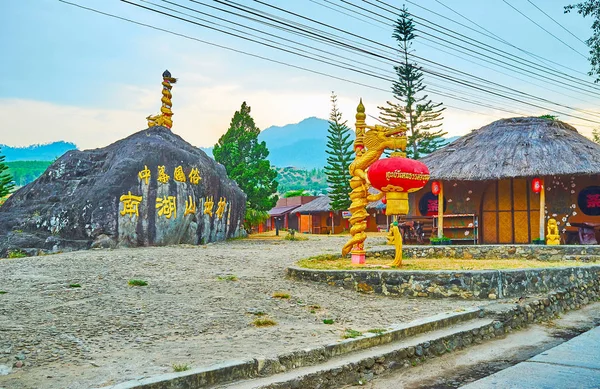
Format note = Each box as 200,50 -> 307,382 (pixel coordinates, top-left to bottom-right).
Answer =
526,0 -> 588,45
124,0 -> 600,123
501,0 -> 588,58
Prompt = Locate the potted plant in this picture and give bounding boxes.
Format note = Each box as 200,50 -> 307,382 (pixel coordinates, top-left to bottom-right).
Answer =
430,236 -> 452,246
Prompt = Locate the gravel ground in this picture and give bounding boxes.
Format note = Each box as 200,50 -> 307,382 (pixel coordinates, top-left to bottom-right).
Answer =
0,235 -> 485,389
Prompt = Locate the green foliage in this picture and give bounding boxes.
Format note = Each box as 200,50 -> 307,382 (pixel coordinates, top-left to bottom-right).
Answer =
378,6 -> 447,159
429,236 -> 451,243
324,92 -> 353,211
244,208 -> 269,233
128,279 -> 148,286
213,102 -> 278,219
593,128 -> 600,143
0,151 -> 15,198
5,161 -> 51,187
565,1 -> 600,81
284,189 -> 309,198
538,114 -> 558,121
7,250 -> 26,258
172,363 -> 191,372
343,329 -> 363,339
367,328 -> 386,335
272,291 -> 291,299
253,317 -> 278,327
69,283 -> 81,288
323,318 -> 335,325
217,275 -> 238,281
276,167 -> 328,195
0,291 -> 7,294
284,229 -> 307,241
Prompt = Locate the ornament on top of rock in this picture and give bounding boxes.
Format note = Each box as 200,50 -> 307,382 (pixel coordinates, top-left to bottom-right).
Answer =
342,99 -> 422,266
546,218 -> 561,245
147,70 -> 177,129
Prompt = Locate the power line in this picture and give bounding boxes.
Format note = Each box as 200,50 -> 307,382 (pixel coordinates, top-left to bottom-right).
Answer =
501,0 -> 587,59
125,0 -> 600,123
526,0 -> 588,45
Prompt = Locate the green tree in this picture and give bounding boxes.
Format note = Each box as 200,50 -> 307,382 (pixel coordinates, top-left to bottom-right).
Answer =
0,150 -> 15,199
565,1 -> 600,81
213,102 -> 278,228
593,128 -> 600,143
378,6 -> 446,159
324,92 -> 353,211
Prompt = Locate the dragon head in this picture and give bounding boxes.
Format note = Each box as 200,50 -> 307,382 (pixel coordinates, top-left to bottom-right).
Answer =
363,124 -> 407,151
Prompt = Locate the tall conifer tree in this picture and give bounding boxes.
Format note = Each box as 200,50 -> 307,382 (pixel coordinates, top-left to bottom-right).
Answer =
0,150 -> 14,199
324,93 -> 353,211
378,6 -> 446,159
213,102 -> 278,228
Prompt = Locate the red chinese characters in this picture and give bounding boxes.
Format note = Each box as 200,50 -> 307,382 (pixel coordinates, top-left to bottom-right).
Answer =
587,194 -> 600,208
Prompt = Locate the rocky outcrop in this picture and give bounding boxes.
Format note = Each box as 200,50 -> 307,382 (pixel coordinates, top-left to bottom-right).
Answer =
0,127 -> 246,256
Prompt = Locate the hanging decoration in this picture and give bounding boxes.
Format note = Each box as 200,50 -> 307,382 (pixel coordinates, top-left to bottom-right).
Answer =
431,181 -> 441,195
532,177 -> 542,193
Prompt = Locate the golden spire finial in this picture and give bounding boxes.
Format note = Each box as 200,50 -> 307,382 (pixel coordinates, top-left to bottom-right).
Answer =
356,98 -> 366,121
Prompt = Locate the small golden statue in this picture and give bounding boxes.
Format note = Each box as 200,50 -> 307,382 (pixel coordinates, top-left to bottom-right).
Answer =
147,70 -> 177,129
387,221 -> 403,267
546,218 -> 561,245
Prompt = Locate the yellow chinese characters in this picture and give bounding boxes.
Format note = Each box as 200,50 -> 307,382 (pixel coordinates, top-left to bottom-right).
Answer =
174,166 -> 186,182
216,197 -> 227,219
120,192 -> 143,217
184,195 -> 196,216
138,165 -> 151,185
156,195 -> 177,219
189,168 -> 201,185
203,196 -> 214,217
157,166 -> 170,184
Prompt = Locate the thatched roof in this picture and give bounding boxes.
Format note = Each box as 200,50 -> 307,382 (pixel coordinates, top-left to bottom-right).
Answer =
421,117 -> 600,181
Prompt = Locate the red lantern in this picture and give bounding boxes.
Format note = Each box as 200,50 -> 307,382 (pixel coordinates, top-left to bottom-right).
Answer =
381,196 -> 387,204
329,211 -> 333,217
296,212 -> 301,218
532,178 -> 542,193
431,181 -> 441,196
368,156 -> 430,215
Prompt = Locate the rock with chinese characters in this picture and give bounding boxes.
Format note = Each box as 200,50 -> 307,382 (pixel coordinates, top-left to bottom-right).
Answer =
0,126 -> 246,256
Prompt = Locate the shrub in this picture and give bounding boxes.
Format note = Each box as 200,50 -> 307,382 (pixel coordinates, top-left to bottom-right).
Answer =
128,279 -> 148,286
272,291 -> 290,299
172,363 -> 191,372
253,317 -> 277,327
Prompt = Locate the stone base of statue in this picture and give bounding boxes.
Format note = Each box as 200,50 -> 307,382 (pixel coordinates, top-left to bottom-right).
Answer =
351,251 -> 366,265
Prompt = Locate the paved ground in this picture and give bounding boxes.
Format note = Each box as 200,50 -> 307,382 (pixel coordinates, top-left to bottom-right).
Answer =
0,234 -> 485,389
463,325 -> 600,389
353,302 -> 600,389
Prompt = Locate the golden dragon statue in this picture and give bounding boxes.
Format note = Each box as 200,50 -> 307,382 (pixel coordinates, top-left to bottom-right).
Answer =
147,70 -> 177,129
342,100 -> 407,257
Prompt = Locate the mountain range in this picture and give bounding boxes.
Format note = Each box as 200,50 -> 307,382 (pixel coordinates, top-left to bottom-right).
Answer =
2,118 -> 460,169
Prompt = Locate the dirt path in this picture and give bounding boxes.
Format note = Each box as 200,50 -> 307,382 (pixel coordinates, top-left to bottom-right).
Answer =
0,235 -> 484,389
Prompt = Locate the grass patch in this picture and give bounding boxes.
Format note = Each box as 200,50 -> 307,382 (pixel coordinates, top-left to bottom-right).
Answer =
367,328 -> 387,335
343,329 -> 363,339
272,291 -> 291,299
297,255 -> 594,271
69,283 -> 81,288
128,279 -> 148,286
0,291 -> 7,294
308,304 -> 321,310
172,363 -> 191,372
252,317 -> 277,327
323,318 -> 335,325
7,250 -> 27,259
217,275 -> 238,281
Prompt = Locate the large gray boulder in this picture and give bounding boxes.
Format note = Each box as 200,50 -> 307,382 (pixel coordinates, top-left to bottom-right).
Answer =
0,127 -> 246,256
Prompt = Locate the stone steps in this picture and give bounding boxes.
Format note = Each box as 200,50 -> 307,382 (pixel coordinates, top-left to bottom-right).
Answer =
220,318 -> 498,389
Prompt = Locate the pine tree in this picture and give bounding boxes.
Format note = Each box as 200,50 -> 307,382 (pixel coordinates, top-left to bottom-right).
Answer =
378,6 -> 447,159
324,92 -> 353,211
213,102 -> 278,228
0,150 -> 14,199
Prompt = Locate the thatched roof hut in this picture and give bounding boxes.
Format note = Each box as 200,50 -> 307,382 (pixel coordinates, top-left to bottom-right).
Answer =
422,117 -> 600,181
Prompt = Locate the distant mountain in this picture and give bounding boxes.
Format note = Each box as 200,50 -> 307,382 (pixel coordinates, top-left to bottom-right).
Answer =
201,118 -> 461,169
0,141 -> 77,162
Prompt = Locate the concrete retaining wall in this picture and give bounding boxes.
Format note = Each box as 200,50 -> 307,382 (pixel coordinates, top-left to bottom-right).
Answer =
287,265 -> 600,299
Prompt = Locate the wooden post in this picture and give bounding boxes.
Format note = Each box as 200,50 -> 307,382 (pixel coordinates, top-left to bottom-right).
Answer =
438,181 -> 444,239
331,212 -> 334,234
539,178 -> 545,240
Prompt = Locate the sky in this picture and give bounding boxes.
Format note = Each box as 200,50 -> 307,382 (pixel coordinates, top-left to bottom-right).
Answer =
2,0 -> 598,150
